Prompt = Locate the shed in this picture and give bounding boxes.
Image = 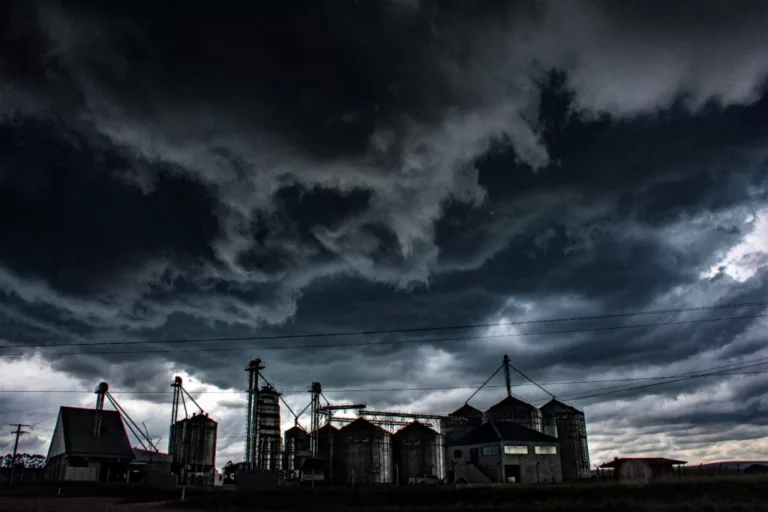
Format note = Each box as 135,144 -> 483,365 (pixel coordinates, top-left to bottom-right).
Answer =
45,406 -> 134,482
599,457 -> 687,480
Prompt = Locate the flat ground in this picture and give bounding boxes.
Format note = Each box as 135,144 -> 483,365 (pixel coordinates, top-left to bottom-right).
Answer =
3,477 -> 768,511
0,497 -> 179,512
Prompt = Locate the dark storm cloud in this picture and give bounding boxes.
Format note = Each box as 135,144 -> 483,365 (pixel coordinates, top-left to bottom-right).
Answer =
0,0 -> 765,331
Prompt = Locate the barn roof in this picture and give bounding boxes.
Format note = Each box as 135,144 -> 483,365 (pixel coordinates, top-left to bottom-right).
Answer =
48,406 -> 134,460
448,420 -> 557,446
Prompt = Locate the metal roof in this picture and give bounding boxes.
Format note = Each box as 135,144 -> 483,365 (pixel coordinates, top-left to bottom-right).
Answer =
600,457 -> 687,468
540,398 -> 583,414
259,385 -> 281,395
337,418 -> 389,436
48,406 -> 134,459
394,421 -> 439,438
177,413 -> 218,425
314,424 -> 339,435
448,420 -> 557,446
132,449 -> 173,463
448,404 -> 483,418
486,395 -> 537,412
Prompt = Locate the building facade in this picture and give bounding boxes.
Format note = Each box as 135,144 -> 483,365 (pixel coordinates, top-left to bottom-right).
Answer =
45,406 -> 135,482
446,420 -> 562,484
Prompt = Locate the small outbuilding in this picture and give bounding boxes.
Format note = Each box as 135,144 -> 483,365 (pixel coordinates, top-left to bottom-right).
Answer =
599,457 -> 687,480
45,406 -> 135,482
447,420 -> 562,484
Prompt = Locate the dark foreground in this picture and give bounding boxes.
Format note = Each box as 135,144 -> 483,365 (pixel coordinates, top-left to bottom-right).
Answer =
3,477 -> 768,511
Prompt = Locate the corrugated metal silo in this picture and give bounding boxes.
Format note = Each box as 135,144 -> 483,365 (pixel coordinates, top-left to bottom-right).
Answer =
170,412 -> 218,485
333,418 -> 393,484
540,398 -> 591,481
484,395 -> 543,432
284,425 -> 309,473
257,385 -> 282,470
312,423 -> 338,480
393,421 -> 445,484
440,404 -> 482,444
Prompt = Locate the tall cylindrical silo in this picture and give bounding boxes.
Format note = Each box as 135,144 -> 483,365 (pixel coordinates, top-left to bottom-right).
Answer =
172,413 -> 218,485
394,421 -> 445,484
484,395 -> 542,432
540,398 -> 591,481
333,418 -> 393,485
440,404 -> 482,444
257,385 -> 282,470
284,425 -> 309,474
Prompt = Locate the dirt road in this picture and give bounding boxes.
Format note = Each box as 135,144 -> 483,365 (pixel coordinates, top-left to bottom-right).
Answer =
0,497 -> 198,512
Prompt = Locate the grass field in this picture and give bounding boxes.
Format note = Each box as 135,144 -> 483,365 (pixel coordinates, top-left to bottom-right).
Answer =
3,477 -> 768,511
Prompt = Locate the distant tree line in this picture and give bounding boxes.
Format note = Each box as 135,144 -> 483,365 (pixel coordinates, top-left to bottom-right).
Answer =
745,464 -> 768,475
0,453 -> 46,469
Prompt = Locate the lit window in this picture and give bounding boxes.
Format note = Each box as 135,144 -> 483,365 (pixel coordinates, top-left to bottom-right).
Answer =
481,445 -> 500,456
534,446 -> 557,455
504,445 -> 528,455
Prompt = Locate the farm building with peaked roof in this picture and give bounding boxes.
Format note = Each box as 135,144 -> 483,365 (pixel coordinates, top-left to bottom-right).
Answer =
45,406 -> 135,482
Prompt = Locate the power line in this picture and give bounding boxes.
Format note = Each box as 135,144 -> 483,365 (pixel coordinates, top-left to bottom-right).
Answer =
559,357 -> 768,401
1,313 -> 765,358
1,362 -> 766,396
1,301 -> 765,351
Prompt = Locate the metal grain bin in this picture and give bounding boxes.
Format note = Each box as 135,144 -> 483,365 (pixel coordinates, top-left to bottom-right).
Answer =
540,398 -> 591,481
393,421 -> 445,484
257,385 -> 282,471
440,404 -> 482,444
170,413 -> 218,485
484,395 -> 542,432
333,418 -> 393,485
312,423 -> 338,480
284,425 -> 309,473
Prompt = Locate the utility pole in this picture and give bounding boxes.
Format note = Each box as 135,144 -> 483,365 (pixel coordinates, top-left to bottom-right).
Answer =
8,424 -> 30,487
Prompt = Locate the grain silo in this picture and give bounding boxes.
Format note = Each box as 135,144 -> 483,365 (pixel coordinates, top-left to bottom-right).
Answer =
333,418 -> 393,485
440,404 -> 482,444
540,398 -> 590,481
308,423 -> 338,480
170,413 -> 218,486
256,385 -> 282,471
284,425 -> 309,474
393,421 -> 445,484
484,395 -> 543,432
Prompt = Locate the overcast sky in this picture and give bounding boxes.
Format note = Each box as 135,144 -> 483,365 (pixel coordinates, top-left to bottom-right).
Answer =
1,0 -> 768,469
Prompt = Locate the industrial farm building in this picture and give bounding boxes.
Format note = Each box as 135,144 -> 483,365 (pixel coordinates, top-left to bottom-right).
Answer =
447,420 -> 562,484
234,356 -> 591,486
45,406 -> 135,482
41,354 -> 591,488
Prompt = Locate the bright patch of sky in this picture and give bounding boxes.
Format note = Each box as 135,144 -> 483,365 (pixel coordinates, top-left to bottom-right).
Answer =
704,209 -> 768,282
